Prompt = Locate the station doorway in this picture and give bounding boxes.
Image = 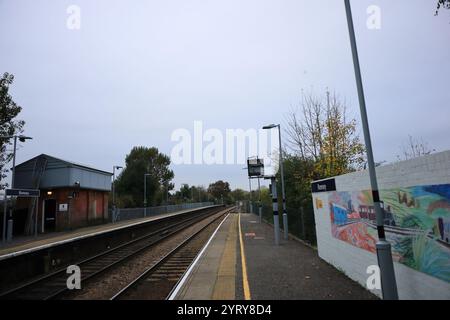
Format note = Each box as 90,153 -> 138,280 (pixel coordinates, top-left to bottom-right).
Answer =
43,199 -> 56,232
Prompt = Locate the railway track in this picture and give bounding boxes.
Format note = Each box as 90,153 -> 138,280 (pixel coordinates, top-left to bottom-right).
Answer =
0,206 -> 226,300
111,209 -> 232,300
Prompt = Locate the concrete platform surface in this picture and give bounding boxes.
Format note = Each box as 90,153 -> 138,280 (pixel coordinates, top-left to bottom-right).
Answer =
175,212 -> 378,300
0,205 -> 217,259
241,213 -> 377,300
175,213 -> 238,300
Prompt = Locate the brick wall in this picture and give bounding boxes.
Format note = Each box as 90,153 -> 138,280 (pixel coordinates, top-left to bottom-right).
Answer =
312,150 -> 450,299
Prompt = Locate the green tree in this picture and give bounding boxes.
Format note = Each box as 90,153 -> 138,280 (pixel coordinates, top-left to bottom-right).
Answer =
0,73 -> 25,190
115,147 -> 174,208
207,180 -> 231,203
229,188 -> 248,203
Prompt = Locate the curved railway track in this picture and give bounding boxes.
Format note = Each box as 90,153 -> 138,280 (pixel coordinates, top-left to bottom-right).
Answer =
0,206 -> 227,300
111,209 -> 231,300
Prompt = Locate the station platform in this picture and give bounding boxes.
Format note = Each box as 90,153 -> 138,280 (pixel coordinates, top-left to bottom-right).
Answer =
0,206 -> 216,260
174,212 -> 377,300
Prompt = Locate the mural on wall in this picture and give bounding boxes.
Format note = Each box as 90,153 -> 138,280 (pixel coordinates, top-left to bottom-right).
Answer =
328,184 -> 450,283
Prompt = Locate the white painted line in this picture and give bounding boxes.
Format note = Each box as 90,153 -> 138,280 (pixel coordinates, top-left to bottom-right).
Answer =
168,213 -> 230,300
0,206 -> 218,261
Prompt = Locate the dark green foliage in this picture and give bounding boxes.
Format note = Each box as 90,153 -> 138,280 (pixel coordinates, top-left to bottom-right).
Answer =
436,0 -> 450,15
207,180 -> 231,202
114,146 -> 174,208
172,184 -> 210,204
0,72 -> 25,189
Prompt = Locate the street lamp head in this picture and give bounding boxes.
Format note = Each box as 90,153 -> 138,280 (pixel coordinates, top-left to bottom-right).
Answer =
115,165 -> 123,170
18,135 -> 33,142
262,124 -> 278,130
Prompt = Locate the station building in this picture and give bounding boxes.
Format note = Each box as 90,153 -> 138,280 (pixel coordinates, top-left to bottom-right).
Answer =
13,154 -> 112,234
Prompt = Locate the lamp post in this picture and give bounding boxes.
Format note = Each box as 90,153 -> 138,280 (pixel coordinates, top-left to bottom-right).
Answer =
0,135 -> 33,188
112,165 -> 122,222
263,124 -> 288,240
143,174 -> 149,214
144,173 -> 151,216
344,0 -> 398,300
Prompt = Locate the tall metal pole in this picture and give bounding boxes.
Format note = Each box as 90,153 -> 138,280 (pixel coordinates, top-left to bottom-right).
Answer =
144,174 -> 147,217
11,135 -> 17,188
112,166 -> 116,208
2,193 -> 6,244
257,175 -> 262,223
277,125 -> 288,240
344,0 -> 398,300
248,177 -> 253,213
270,177 -> 280,246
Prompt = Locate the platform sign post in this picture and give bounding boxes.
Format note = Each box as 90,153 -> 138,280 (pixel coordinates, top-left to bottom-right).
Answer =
2,192 -> 6,244
247,157 -> 264,217
257,176 -> 262,223
266,175 -> 280,246
2,189 -> 40,244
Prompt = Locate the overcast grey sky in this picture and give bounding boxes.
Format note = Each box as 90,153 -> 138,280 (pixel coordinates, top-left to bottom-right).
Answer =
1,0 -> 449,191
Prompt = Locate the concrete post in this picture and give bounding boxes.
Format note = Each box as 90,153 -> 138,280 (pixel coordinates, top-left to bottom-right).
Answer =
270,177 -> 280,246
2,194 -> 6,244
248,177 -> 253,214
7,218 -> 13,243
257,177 -> 262,223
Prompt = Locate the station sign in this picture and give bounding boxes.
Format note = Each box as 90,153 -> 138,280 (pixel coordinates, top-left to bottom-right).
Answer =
5,188 -> 40,197
311,178 -> 336,193
247,158 -> 264,177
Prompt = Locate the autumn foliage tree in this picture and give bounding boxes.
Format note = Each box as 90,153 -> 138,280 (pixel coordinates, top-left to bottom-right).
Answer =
285,90 -> 365,180
277,90 -> 366,244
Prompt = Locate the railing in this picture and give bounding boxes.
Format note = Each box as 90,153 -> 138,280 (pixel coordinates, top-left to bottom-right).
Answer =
111,202 -> 215,223
235,200 -> 317,246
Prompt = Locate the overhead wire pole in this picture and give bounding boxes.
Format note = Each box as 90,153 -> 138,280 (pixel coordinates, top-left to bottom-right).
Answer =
344,0 -> 398,300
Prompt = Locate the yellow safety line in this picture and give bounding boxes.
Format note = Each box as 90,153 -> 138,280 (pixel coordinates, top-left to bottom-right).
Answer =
238,212 -> 251,300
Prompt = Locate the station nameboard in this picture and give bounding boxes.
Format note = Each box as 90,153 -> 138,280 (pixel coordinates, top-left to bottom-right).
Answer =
5,189 -> 40,197
311,179 -> 336,193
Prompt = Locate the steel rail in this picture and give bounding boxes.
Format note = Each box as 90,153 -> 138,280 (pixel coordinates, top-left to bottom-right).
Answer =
111,207 -> 234,300
0,206 -> 224,300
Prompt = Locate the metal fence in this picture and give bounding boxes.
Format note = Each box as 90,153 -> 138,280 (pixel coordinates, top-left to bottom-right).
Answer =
243,201 -> 317,246
111,202 -> 215,223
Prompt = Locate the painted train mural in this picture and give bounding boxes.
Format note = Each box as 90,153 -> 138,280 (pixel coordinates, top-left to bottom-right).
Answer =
328,184 -> 450,283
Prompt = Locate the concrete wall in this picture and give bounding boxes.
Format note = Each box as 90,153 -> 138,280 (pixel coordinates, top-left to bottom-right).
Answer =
312,150 -> 450,300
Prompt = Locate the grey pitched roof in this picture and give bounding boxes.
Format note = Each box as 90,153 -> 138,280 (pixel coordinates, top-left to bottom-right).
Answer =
16,154 -> 113,176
